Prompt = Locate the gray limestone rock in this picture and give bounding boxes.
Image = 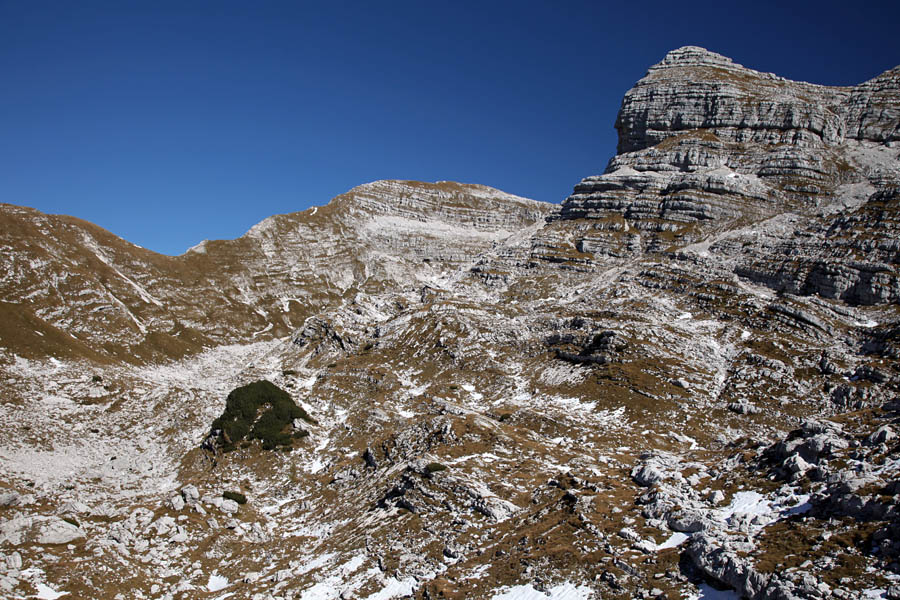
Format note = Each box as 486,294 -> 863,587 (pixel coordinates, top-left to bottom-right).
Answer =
0,516 -> 86,546
866,425 -> 896,446
0,492 -> 21,507
632,464 -> 666,487
784,454 -> 811,475
169,495 -> 185,511
57,500 -> 90,516
181,485 -> 200,504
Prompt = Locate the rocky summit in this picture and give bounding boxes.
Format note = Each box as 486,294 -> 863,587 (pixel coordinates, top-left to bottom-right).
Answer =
0,47 -> 898,600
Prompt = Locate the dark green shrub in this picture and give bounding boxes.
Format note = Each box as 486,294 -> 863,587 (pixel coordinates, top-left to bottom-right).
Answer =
91,375 -> 102,383
282,369 -> 297,376
210,380 -> 314,451
222,490 -> 247,504
425,462 -> 448,474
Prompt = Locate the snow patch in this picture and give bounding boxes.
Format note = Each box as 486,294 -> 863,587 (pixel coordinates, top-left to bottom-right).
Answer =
718,491 -> 770,521
490,582 -> 594,599
363,574 -> 417,599
34,583 -> 68,599
251,323 -> 274,337
690,583 -> 741,600
207,574 -> 229,592
655,532 -> 689,551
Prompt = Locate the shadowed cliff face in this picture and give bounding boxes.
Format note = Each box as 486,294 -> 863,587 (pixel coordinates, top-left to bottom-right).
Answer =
0,48 -> 898,600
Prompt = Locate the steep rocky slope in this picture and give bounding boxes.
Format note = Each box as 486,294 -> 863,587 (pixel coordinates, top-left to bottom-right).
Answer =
0,180 -> 551,362
0,47 -> 898,600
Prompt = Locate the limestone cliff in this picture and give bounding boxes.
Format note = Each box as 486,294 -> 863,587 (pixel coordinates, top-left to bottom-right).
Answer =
553,46 -> 899,304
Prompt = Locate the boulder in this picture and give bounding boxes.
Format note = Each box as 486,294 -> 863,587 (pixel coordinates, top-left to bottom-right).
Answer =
0,516 -> 86,546
866,425 -> 896,446
784,453 -> 811,475
668,508 -> 713,533
632,464 -> 666,487
169,494 -> 185,511
181,485 -> 200,504
57,500 -> 90,516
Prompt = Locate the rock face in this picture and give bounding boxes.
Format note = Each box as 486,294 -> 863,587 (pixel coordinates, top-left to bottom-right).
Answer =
0,47 -> 898,600
615,46 -> 899,154
733,186 -> 900,304
556,46 -> 899,304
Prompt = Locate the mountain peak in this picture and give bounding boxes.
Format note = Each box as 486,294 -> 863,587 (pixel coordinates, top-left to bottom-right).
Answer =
653,45 -> 738,70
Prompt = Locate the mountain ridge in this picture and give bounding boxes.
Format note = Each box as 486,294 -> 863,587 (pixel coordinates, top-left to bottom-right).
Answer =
0,47 -> 898,600
0,179 -> 554,363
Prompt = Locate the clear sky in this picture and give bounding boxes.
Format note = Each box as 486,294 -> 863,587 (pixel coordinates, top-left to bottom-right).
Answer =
2,0 -> 898,255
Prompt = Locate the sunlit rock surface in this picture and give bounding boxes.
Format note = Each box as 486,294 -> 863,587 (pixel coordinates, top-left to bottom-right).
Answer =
0,47 -> 898,600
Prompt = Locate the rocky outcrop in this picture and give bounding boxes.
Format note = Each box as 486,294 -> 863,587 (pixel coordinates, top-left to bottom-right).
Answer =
554,47 -> 898,255
0,516 -> 85,546
734,187 -> 900,305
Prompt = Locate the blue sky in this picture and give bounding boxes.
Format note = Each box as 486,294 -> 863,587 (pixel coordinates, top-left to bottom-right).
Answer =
2,1 -> 898,255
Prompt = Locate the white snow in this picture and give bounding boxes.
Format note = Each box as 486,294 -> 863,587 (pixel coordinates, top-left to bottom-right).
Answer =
715,491 -> 813,530
655,532 -> 689,551
297,555 -> 366,600
490,582 -> 594,599
207,574 -> 229,592
718,491 -> 770,522
251,323 -> 274,337
782,495 -> 812,517
690,583 -> 741,600
35,583 -> 68,599
461,384 -> 485,401
363,575 -> 417,600
670,432 -> 698,449
81,234 -> 164,306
